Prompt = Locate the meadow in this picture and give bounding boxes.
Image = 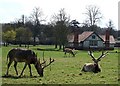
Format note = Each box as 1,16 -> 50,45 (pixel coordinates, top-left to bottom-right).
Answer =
1,45 -> 119,85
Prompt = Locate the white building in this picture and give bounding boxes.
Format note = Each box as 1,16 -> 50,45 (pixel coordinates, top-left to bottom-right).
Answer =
67,31 -> 115,50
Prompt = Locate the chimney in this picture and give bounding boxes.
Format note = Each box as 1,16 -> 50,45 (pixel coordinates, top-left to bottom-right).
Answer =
74,32 -> 79,48
74,32 -> 78,43
105,29 -> 110,48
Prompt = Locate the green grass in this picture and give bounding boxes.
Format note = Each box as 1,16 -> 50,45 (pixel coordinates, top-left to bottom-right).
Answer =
1,45 -> 119,84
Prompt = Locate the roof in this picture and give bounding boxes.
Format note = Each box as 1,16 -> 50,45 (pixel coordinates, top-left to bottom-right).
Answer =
100,35 -> 115,44
67,31 -> 115,44
78,31 -> 94,42
67,31 -> 94,42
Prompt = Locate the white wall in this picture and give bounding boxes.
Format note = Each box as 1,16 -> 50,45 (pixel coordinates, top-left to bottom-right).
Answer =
83,41 -> 89,48
83,33 -> 104,48
98,41 -> 104,48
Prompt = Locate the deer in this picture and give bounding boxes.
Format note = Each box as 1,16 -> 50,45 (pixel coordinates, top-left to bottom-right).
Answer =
5,48 -> 54,77
64,48 -> 76,57
81,50 -> 108,73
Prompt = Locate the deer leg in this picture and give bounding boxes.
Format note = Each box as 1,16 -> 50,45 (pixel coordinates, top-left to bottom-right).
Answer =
6,61 -> 13,76
28,64 -> 32,76
19,63 -> 27,77
69,53 -> 70,57
14,61 -> 18,75
72,52 -> 75,57
64,52 -> 66,57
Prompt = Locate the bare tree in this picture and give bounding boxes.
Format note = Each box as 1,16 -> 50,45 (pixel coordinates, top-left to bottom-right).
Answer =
85,5 -> 102,26
30,7 -> 44,25
51,8 -> 70,25
30,7 -> 45,46
51,8 -> 70,49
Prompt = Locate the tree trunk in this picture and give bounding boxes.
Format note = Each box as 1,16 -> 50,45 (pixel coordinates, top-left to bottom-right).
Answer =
55,39 -> 58,49
55,43 -> 57,49
59,44 -> 62,50
27,45 -> 29,49
27,42 -> 30,49
19,43 -> 21,47
4,43 -> 5,46
62,44 -> 65,51
33,36 -> 36,46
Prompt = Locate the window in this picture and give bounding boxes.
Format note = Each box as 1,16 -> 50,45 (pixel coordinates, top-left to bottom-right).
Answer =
92,35 -> 96,39
89,40 -> 98,46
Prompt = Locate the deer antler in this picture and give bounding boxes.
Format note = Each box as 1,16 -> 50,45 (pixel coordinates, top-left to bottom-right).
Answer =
42,58 -> 55,69
88,51 -> 96,62
43,51 -> 46,64
97,51 -> 108,61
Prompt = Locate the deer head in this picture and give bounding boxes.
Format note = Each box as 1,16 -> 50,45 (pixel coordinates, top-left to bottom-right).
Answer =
88,50 -> 108,64
35,52 -> 55,77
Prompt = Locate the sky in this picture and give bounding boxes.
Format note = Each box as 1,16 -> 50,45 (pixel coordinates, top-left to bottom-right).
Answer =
0,0 -> 119,30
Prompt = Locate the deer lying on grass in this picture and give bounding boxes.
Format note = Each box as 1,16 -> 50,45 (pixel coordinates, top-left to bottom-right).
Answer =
81,51 -> 108,73
64,48 -> 76,57
5,48 -> 54,77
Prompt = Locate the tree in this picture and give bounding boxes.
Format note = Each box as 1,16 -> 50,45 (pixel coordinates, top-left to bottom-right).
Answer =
54,21 -> 68,49
30,7 -> 45,46
85,5 -> 102,27
16,27 -> 32,47
2,24 -> 15,32
51,8 -> 70,49
2,30 -> 16,46
69,20 -> 80,33
107,20 -> 117,38
11,15 -> 25,28
107,20 -> 114,29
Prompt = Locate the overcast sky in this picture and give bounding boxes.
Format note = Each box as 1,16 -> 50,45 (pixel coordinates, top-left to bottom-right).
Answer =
0,0 -> 119,30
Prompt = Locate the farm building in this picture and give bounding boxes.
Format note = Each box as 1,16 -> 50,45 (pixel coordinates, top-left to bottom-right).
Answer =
66,31 -> 115,50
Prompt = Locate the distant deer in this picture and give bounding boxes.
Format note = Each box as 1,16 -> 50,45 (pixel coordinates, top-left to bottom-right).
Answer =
64,48 -> 76,57
81,50 -> 108,73
5,48 -> 54,77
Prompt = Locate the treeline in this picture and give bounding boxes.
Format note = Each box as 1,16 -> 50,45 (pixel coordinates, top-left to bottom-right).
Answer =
2,6 -> 119,49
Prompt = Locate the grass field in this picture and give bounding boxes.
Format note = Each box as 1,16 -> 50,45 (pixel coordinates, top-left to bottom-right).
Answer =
1,45 -> 119,85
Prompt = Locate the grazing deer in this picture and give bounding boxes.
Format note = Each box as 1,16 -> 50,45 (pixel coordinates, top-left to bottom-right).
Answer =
64,48 -> 76,57
81,51 -> 108,73
5,48 -> 54,77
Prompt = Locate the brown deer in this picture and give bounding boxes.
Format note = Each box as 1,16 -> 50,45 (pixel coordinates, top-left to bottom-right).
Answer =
64,48 -> 76,57
5,48 -> 54,77
81,50 -> 108,73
